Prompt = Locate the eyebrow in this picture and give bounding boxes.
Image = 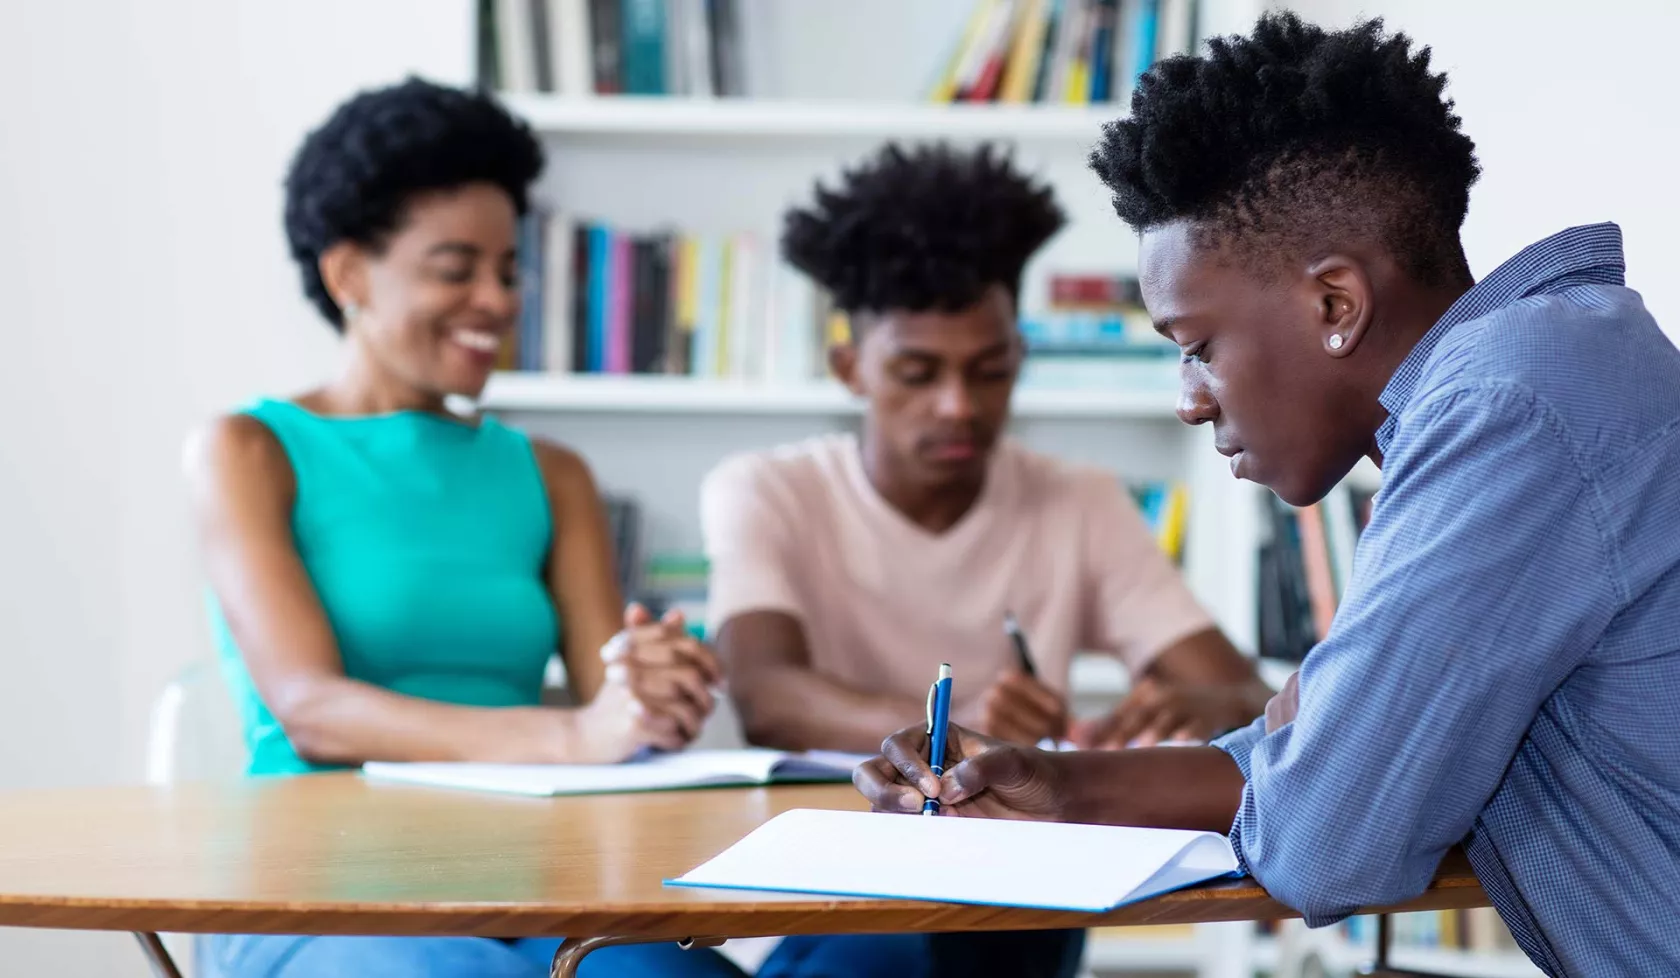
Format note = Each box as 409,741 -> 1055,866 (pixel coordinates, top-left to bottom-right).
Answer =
424,242 -> 485,259
889,341 -> 1015,362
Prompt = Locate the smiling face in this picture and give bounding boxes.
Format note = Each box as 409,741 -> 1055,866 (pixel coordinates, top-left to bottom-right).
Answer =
323,181 -> 521,401
831,284 -> 1023,491
1140,221 -> 1377,506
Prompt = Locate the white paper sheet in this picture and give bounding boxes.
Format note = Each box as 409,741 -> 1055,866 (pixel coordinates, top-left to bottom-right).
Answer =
669,808 -> 1239,912
361,749 -> 866,797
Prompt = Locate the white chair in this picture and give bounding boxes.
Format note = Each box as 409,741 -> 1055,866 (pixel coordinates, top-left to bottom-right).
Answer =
145,662 -> 247,977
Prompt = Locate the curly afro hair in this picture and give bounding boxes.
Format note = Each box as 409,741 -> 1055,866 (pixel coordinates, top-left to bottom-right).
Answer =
781,142 -> 1065,318
283,76 -> 545,330
1091,12 -> 1480,286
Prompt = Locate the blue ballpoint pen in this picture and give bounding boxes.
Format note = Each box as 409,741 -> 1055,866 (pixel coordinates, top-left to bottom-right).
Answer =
923,663 -> 953,816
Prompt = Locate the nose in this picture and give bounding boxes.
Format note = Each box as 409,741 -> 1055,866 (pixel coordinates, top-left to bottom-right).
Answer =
934,376 -> 979,422
478,268 -> 519,320
1176,364 -> 1219,427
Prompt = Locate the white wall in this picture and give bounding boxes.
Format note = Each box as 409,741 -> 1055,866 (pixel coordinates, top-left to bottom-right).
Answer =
0,1 -> 471,973
1278,0 -> 1680,332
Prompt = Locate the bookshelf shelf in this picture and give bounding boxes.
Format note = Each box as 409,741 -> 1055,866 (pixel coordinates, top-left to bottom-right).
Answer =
480,372 -> 1180,419
499,93 -> 1122,143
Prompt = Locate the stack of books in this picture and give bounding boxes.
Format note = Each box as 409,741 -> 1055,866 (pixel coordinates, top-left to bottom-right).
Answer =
505,212 -> 845,384
481,0 -> 745,97
1256,484 -> 1378,662
1018,272 -> 1177,390
928,0 -> 1201,105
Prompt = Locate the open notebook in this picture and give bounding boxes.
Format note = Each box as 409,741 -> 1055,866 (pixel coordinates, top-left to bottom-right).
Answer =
668,808 -> 1241,913
360,749 -> 869,798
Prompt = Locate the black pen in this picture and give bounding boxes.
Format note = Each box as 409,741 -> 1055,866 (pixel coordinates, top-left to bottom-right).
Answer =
1004,611 -> 1036,678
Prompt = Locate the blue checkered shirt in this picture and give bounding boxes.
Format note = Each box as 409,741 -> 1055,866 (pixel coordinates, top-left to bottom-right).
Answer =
1214,223 -> 1680,977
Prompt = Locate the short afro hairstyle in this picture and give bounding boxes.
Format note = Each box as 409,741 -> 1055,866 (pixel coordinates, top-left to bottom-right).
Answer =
781,142 -> 1065,318
1091,12 -> 1480,286
283,76 -> 545,330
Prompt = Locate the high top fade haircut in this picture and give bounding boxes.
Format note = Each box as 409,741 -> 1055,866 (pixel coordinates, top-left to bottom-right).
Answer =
1090,12 -> 1481,287
781,141 -> 1066,318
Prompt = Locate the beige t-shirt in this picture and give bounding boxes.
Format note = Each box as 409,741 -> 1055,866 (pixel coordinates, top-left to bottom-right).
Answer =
699,433 -> 1214,722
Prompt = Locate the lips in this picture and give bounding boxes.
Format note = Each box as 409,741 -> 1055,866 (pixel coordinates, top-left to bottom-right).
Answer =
924,440 -> 979,462
1215,443 -> 1245,477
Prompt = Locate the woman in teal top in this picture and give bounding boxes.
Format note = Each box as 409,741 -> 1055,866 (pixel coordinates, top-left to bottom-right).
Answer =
184,79 -> 735,978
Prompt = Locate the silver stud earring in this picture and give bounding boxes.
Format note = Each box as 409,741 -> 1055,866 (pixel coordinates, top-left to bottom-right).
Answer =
342,302 -> 361,322
1328,334 -> 1345,351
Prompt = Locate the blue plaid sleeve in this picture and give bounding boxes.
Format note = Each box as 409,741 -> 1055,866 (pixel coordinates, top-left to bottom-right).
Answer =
1229,384 -> 1620,927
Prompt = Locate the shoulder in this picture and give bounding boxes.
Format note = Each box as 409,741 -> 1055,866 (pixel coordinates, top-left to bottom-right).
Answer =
998,440 -> 1129,514
525,436 -> 599,502
1413,286 -> 1680,461
702,434 -> 845,507
181,411 -> 295,508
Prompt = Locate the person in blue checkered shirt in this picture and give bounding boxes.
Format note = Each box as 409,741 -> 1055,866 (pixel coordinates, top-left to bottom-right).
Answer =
857,12 -> 1680,977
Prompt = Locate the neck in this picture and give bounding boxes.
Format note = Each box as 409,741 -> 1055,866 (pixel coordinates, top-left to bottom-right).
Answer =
1362,277 -> 1473,467
857,432 -> 987,534
322,342 -> 450,417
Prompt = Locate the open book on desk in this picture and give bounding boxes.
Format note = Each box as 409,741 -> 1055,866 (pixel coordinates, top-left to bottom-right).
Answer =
669,809 -> 1241,913
360,749 -> 869,798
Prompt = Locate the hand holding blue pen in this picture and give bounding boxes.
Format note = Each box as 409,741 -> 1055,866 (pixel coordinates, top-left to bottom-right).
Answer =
922,663 -> 954,815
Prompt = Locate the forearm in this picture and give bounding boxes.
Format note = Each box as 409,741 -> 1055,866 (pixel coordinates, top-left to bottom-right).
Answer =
733,669 -> 924,754
267,675 -> 580,765
1057,746 -> 1245,832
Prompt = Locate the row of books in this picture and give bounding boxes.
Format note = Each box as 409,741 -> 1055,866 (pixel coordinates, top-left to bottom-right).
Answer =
481,0 -> 744,97
929,0 -> 1199,104
1256,482 -> 1376,662
508,213 -> 843,383
507,211 -> 1176,384
631,478 -> 1187,631
1345,909 -> 1525,955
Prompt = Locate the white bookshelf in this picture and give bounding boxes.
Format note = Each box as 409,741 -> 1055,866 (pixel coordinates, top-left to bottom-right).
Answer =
480,371 -> 1179,419
500,92 -> 1122,142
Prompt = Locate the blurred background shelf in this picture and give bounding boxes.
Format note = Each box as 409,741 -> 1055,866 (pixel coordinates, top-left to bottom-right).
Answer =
478,372 -> 1180,418
500,93 -> 1125,141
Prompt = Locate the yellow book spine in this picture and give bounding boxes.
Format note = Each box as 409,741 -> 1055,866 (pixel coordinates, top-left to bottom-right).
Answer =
1063,58 -> 1090,104
714,240 -> 734,377
1159,483 -> 1189,560
675,235 -> 700,331
931,0 -> 998,102
999,0 -> 1049,103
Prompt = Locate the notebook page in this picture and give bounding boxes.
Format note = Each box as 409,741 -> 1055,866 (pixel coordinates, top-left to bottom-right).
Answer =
768,750 -> 873,781
362,749 -> 792,796
670,808 -> 1237,912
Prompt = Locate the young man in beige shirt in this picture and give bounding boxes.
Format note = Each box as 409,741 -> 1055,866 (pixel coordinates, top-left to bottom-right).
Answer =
702,143 -> 1272,761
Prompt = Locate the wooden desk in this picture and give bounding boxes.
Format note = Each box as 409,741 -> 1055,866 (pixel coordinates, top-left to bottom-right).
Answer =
0,773 -> 1490,977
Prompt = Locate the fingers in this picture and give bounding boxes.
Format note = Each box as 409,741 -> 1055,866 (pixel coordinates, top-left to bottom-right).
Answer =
623,602 -> 653,628
1105,678 -> 1168,747
879,725 -> 940,797
980,674 -> 1068,745
941,742 -> 1033,807
852,755 -> 927,814
623,626 -> 723,684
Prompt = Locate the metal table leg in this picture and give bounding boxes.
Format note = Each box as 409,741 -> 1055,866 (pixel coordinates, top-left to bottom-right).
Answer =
550,935 -> 727,978
1357,914 -> 1459,978
134,933 -> 184,978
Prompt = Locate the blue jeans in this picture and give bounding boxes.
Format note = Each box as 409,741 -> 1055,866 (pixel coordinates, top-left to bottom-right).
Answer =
198,929 -> 1085,978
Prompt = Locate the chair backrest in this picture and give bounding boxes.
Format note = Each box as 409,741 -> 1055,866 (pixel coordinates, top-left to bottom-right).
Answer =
146,662 -> 247,786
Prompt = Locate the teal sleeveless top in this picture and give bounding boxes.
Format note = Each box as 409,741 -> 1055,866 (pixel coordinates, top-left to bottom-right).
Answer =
208,399 -> 559,776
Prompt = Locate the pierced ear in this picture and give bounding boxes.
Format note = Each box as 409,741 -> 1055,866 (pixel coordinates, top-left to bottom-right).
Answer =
318,241 -> 369,322
1307,256 -> 1374,358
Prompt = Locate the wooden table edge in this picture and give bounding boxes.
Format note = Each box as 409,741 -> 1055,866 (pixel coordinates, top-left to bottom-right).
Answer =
0,877 -> 1490,939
